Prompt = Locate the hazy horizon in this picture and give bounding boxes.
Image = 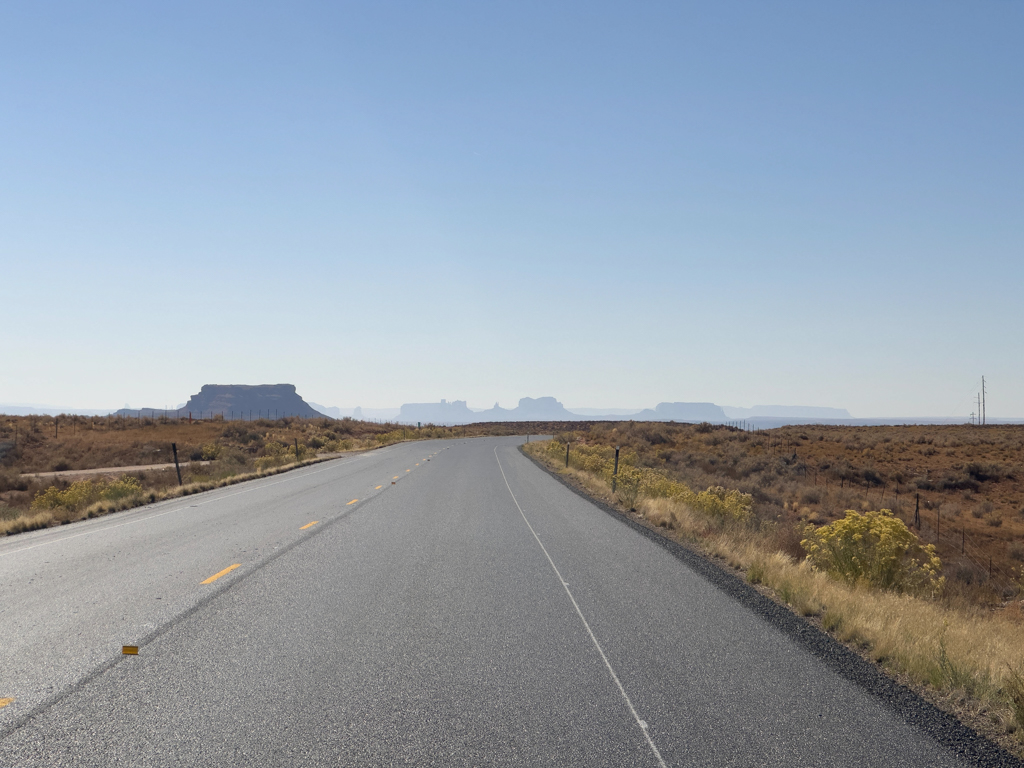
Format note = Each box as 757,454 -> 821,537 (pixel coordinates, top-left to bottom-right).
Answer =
2,393 -> 1019,421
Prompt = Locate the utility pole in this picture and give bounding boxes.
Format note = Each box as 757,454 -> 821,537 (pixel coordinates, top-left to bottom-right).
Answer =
981,375 -> 986,425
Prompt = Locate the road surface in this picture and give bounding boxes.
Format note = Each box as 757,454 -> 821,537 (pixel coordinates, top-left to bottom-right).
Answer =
0,437 -> 1006,766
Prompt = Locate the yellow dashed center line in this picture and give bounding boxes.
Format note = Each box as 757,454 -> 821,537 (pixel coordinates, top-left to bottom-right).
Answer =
347,499 -> 358,505
201,563 -> 241,585
393,476 -> 399,480
0,698 -> 14,709
405,469 -> 411,473
300,521 -> 318,530
375,485 -> 383,490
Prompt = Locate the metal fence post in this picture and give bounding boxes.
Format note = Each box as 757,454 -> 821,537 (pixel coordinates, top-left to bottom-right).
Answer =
172,443 -> 183,485
613,446 -> 620,492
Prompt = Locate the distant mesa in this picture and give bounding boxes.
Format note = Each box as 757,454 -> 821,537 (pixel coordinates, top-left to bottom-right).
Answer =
634,402 -> 728,422
308,401 -> 343,419
399,399 -> 476,424
400,396 -> 579,425
508,396 -> 577,421
180,384 -> 324,419
390,398 -> 859,426
115,384 -> 326,420
474,396 -> 577,422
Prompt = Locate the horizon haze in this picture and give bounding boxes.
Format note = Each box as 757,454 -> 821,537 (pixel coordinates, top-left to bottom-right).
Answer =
6,385 -> 1020,426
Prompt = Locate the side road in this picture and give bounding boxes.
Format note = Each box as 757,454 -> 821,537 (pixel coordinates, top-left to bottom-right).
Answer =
18,452 -> 350,480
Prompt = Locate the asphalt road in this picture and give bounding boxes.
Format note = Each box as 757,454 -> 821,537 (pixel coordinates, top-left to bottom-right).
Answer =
0,437 -> 990,766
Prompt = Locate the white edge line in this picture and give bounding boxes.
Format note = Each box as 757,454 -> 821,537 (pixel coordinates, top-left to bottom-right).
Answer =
494,446 -> 668,768
0,451 -> 381,560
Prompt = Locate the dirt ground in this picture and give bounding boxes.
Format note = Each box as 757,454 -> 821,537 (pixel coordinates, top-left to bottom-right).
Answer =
566,421 -> 1024,604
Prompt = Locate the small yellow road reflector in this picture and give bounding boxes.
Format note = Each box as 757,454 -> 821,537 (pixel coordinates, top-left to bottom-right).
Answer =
122,646 -> 139,655
201,563 -> 241,585
300,521 -> 318,530
375,485 -> 382,490
347,499 -> 358,505
0,698 -> 14,708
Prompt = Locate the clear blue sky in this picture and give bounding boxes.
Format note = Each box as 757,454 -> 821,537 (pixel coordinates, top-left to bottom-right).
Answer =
2,2 -> 1021,417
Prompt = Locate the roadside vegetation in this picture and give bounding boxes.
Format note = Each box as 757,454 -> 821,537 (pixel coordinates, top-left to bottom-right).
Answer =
524,423 -> 1024,758
0,414 -> 479,536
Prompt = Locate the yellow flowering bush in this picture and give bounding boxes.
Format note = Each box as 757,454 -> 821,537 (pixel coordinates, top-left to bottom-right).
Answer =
375,430 -> 408,446
615,465 -> 643,509
262,441 -> 287,456
688,486 -> 754,523
552,440 -> 753,522
32,476 -> 145,512
255,441 -> 311,471
103,476 -> 143,501
801,509 -> 944,595
32,480 -> 100,511
552,440 -> 616,475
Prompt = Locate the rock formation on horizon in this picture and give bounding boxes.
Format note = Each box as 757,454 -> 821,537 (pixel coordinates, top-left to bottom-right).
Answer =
398,399 -> 477,424
400,396 -> 581,424
633,402 -> 729,422
179,384 -> 325,419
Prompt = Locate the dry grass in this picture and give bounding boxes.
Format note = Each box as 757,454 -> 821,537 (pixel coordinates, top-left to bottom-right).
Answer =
525,439 -> 1024,756
0,414 -> 374,535
0,457 -> 328,536
0,511 -> 55,536
546,421 -> 1024,607
0,414 -> 413,474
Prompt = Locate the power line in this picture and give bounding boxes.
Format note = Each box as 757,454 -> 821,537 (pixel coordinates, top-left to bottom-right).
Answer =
946,377 -> 984,420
